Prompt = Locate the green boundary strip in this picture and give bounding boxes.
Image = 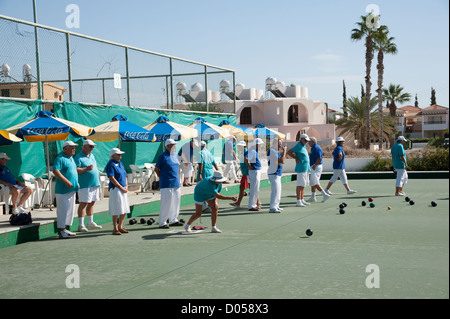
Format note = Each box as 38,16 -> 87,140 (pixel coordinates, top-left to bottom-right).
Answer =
1,172 -> 447,249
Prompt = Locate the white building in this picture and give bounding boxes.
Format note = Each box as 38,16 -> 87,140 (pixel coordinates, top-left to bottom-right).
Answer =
174,77 -> 336,144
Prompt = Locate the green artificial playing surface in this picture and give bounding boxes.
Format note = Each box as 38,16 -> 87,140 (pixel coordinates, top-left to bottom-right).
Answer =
0,178 -> 448,299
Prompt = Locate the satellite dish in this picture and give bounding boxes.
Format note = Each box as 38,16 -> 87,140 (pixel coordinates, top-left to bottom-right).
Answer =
265,77 -> 277,86
23,64 -> 32,76
1,63 -> 11,76
176,82 -> 187,91
220,79 -> 230,93
220,79 -> 230,88
190,82 -> 203,92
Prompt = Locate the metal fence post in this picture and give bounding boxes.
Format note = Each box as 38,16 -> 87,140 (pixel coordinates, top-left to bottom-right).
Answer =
233,71 -> 236,114
125,47 -> 130,106
32,0 -> 42,100
204,65 -> 208,112
169,58 -> 174,109
66,33 -> 73,101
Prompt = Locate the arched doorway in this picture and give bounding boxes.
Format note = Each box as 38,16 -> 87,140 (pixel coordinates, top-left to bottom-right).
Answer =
240,107 -> 252,125
288,105 -> 299,123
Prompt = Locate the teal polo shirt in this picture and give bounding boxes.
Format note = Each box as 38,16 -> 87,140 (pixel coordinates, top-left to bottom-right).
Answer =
290,142 -> 310,173
74,151 -> 100,189
194,178 -> 222,203
53,152 -> 79,194
198,148 -> 216,180
391,142 -> 406,170
239,148 -> 249,176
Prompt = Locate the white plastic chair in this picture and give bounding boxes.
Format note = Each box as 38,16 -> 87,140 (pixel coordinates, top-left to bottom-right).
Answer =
129,164 -> 146,190
142,163 -> 155,191
20,173 -> 40,209
0,185 -> 11,208
38,172 -> 55,208
98,171 -> 109,199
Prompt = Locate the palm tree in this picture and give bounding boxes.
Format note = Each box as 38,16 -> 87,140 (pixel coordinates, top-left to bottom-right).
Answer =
351,15 -> 377,149
336,96 -> 396,149
373,25 -> 397,149
382,84 -> 411,117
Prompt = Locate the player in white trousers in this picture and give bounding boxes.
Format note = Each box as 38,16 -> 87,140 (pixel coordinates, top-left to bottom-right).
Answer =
53,141 -> 80,239
223,136 -> 239,183
306,137 -> 330,203
267,139 -> 286,213
324,137 -> 357,195
155,139 -> 183,228
247,138 -> 264,211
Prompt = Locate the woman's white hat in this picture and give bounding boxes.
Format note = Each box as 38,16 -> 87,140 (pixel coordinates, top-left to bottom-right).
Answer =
210,171 -> 227,182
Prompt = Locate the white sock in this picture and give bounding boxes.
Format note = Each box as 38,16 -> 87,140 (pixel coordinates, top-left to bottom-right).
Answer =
87,215 -> 94,224
311,192 -> 316,198
321,190 -> 327,196
297,200 -> 302,205
79,217 -> 84,225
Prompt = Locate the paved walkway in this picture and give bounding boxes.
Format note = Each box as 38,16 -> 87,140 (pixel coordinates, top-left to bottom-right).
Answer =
0,177 -> 261,236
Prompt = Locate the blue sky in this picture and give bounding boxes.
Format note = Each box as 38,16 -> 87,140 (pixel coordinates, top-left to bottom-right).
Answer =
1,0 -> 448,110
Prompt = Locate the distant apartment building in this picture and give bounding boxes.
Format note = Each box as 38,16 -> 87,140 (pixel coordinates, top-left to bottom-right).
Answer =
384,104 -> 449,138
0,82 -> 66,102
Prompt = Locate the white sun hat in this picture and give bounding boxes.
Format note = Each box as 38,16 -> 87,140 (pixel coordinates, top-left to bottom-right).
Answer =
210,171 -> 227,183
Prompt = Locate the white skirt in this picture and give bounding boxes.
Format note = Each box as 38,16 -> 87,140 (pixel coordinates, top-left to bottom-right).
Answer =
108,187 -> 130,216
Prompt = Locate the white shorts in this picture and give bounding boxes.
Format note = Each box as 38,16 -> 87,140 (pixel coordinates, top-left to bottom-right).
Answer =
4,185 -> 26,192
108,187 -> 130,216
78,186 -> 100,203
329,169 -> 348,184
296,172 -> 309,187
194,197 -> 215,205
310,165 -> 323,186
55,191 -> 76,228
181,162 -> 193,178
395,169 -> 408,187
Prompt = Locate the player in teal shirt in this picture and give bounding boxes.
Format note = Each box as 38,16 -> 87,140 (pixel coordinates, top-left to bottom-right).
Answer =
289,140 -> 310,173
287,134 -> 311,207
391,140 -> 407,170
391,136 -> 409,196
74,140 -> 102,232
54,149 -> 79,194
197,142 -> 219,181
53,141 -> 79,239
230,141 -> 251,208
185,171 -> 237,233
74,150 -> 100,189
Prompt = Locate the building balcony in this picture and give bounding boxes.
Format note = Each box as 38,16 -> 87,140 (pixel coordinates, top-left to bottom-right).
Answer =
422,122 -> 449,131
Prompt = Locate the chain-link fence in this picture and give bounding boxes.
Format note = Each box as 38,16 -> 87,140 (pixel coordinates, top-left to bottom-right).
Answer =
0,14 -> 236,112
